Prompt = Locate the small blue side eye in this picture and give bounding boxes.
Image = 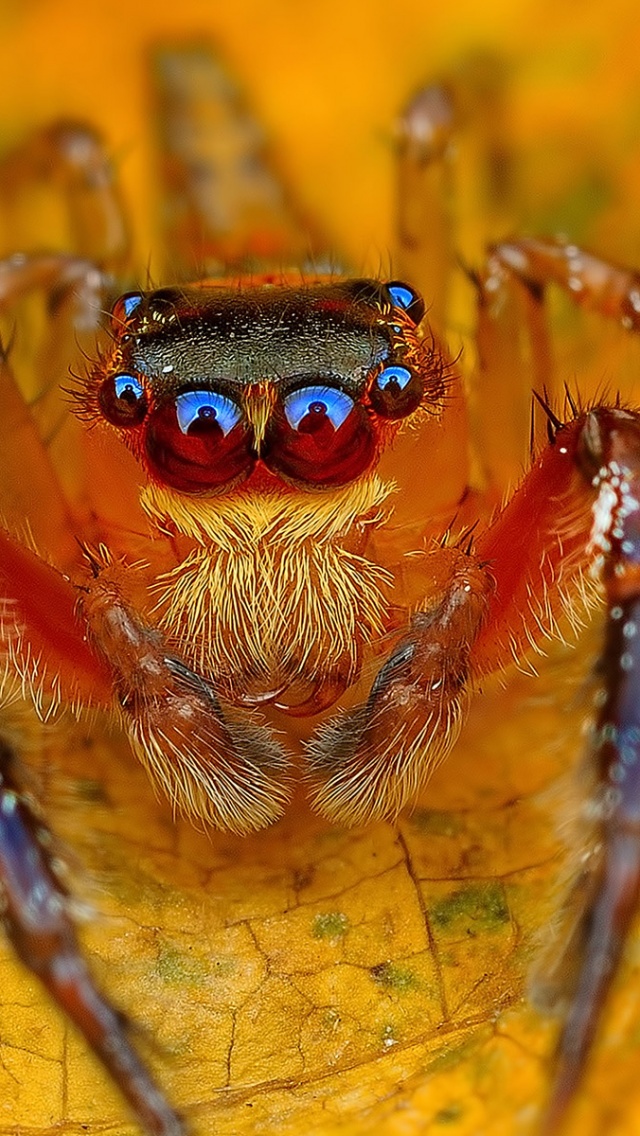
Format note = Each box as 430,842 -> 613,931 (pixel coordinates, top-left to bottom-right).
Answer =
388,284 -> 415,311
122,293 -> 143,318
385,279 -> 425,325
284,386 -> 355,431
375,365 -> 412,392
175,389 -> 242,436
114,373 -> 144,400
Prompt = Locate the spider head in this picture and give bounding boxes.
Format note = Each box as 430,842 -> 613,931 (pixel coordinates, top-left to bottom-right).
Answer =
83,277 -> 446,497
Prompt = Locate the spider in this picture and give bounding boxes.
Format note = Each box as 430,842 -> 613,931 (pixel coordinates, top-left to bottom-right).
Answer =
0,41 -> 638,1136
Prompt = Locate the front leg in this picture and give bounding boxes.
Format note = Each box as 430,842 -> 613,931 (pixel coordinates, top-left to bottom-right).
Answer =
307,541 -> 495,826
0,523 -> 290,833
309,402 -> 640,1127
77,548 -> 291,834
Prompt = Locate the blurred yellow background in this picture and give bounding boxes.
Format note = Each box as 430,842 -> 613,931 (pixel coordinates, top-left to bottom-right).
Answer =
2,0 -> 640,270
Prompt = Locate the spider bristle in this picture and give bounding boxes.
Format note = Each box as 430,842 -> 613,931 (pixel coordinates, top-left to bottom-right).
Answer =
532,389 -> 564,443
564,383 -> 579,419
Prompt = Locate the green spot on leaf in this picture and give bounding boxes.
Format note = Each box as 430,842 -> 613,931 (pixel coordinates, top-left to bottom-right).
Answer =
371,961 -> 419,993
155,944 -> 210,987
430,881 -> 510,931
410,809 -> 464,837
312,912 -> 349,941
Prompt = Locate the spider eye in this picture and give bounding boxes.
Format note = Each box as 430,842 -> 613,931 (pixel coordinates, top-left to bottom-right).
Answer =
175,389 -> 242,436
283,386 -> 354,432
110,291 -> 144,331
145,388 -> 253,494
370,364 -> 423,418
263,384 -> 376,487
98,372 -> 148,426
384,280 -> 425,325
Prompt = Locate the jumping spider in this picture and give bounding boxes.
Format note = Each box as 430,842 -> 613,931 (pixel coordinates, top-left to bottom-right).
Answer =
0,42 -> 638,1136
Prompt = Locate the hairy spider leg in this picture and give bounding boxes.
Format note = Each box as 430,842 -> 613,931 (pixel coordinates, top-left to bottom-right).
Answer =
482,235 -> 640,1130
0,125 -> 188,1134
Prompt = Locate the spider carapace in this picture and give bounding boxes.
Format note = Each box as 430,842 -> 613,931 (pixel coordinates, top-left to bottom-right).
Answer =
0,44 -> 639,1136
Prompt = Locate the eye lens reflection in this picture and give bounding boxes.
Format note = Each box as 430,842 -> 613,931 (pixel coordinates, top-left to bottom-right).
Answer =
114,373 -> 144,402
175,389 -> 242,436
283,386 -> 355,433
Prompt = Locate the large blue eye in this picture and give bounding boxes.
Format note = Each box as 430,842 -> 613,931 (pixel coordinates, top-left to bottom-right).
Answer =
146,387 -> 252,494
175,390 -> 242,436
264,383 -> 374,486
284,386 -> 355,432
385,279 -> 425,325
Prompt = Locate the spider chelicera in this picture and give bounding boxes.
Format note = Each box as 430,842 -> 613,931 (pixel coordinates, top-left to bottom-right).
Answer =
0,42 -> 638,1136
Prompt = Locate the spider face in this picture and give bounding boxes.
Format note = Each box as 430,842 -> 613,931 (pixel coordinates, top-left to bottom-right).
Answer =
92,278 -> 436,494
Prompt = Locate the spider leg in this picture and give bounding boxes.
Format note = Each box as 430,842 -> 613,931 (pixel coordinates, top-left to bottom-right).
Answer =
492,235 -> 640,332
150,42 -> 327,279
78,549 -> 291,834
471,248 -> 554,491
0,334 -> 78,569
0,738 -> 185,1136
0,524 -> 290,831
0,250 -> 150,557
394,84 -> 456,335
395,63 -> 516,339
535,408 -> 640,1132
0,523 -> 113,709
309,401 -> 640,1126
0,121 -> 130,272
476,235 -> 640,489
307,541 -> 495,825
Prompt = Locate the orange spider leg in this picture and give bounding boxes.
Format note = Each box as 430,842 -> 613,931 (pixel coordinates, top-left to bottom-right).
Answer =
0,346 -> 78,568
0,121 -> 129,272
471,402 -> 640,1133
470,409 -> 596,676
394,85 -> 456,336
471,250 -> 555,492
0,525 -> 112,706
493,235 -> 640,332
150,43 -> 327,280
0,249 -> 152,558
371,85 -> 472,549
0,119 -> 148,543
